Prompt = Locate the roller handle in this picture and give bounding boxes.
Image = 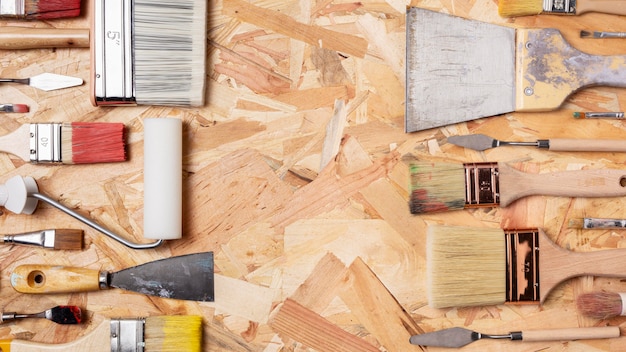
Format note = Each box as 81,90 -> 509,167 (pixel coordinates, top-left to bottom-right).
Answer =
577,0 -> 626,15
519,326 -> 620,342
548,138 -> 626,152
11,265 -> 104,294
0,27 -> 89,49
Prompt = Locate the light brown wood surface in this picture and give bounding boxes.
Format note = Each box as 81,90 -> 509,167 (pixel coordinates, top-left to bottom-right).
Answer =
0,0 -> 625,351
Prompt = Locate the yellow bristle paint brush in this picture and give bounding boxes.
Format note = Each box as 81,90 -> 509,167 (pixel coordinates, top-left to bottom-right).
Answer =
427,225 -> 626,308
0,315 -> 202,351
409,161 -> 626,214
498,0 -> 626,17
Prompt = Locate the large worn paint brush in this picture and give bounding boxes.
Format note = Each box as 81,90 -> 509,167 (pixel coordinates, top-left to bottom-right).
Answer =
91,0 -> 207,106
0,0 -> 81,20
0,122 -> 126,164
405,8 -> 626,132
576,291 -> 626,319
427,225 -> 626,308
409,161 -> 626,214
0,315 -> 202,351
1,229 -> 83,250
498,0 -> 626,17
1,306 -> 82,325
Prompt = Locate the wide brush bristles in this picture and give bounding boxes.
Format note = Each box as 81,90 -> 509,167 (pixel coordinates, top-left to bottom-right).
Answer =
577,292 -> 624,319
61,122 -> 126,164
427,225 -> 507,308
24,0 -> 81,19
53,229 -> 84,250
145,315 -> 202,352
409,162 -> 466,214
497,0 -> 543,17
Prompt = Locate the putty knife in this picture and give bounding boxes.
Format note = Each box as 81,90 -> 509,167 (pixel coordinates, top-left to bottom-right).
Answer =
409,326 -> 620,348
405,7 -> 626,132
10,252 -> 214,301
0,73 -> 83,91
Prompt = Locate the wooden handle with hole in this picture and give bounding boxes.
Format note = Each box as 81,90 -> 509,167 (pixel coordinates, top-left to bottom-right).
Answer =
521,326 -> 620,342
11,265 -> 103,294
0,27 -> 89,49
549,139 -> 626,152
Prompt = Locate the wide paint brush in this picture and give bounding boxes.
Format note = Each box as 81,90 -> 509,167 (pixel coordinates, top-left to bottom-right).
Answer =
447,134 -> 626,152
409,161 -> 626,214
11,252 -> 214,301
427,225 -> 626,308
1,306 -> 81,325
0,315 -> 202,351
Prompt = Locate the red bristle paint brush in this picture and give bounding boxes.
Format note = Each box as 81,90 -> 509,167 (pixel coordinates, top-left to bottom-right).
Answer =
1,306 -> 81,324
409,161 -> 626,214
0,0 -> 81,20
0,122 -> 126,164
0,104 -> 28,113
577,291 -> 626,320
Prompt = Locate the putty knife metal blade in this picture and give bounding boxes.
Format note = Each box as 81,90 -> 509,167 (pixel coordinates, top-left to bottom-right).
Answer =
405,8 -> 516,132
10,252 -> 215,301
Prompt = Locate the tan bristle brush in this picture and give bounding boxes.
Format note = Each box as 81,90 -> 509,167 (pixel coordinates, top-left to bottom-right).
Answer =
1,229 -> 83,250
498,0 -> 626,17
409,161 -> 626,214
0,0 -> 81,19
577,291 -> 626,319
0,315 -> 202,351
427,225 -> 626,308
0,122 -> 126,164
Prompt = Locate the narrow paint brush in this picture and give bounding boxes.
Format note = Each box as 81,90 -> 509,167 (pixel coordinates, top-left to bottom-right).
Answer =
0,104 -> 29,113
1,306 -> 81,325
568,217 -> 626,229
0,122 -> 126,164
448,133 -> 626,152
0,315 -> 202,351
0,0 -> 81,19
427,225 -> 626,308
409,161 -> 626,214
1,229 -> 83,250
498,0 -> 626,17
577,291 -> 626,319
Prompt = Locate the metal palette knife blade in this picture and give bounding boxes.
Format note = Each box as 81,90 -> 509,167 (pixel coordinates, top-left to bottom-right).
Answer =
405,8 -> 515,132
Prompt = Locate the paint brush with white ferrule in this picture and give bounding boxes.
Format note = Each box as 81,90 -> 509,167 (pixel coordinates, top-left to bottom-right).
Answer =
577,291 -> 626,319
1,229 -> 83,250
409,161 -> 626,214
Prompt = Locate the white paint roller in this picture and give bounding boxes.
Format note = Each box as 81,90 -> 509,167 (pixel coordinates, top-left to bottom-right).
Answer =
143,118 -> 182,240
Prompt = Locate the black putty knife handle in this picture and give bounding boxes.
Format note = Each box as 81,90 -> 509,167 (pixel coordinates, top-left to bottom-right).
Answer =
11,265 -> 104,293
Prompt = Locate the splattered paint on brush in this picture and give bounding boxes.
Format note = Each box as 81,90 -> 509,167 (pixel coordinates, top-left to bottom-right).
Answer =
409,162 -> 466,214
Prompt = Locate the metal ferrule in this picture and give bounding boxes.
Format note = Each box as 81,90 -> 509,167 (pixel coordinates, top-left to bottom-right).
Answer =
583,217 -> 626,229
543,0 -> 576,14
99,271 -> 110,290
110,318 -> 145,352
0,0 -> 24,16
583,112 -> 625,119
92,0 -> 136,106
29,123 -> 62,163
3,230 -> 55,248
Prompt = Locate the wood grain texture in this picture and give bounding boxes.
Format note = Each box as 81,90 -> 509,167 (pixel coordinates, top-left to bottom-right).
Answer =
0,0 -> 624,351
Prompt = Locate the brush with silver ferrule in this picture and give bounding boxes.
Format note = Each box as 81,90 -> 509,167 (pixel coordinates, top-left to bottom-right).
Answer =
1,306 -> 82,325
568,217 -> 626,229
574,112 -> 625,119
0,73 -> 82,91
581,31 -> 626,39
447,133 -> 626,152
1,229 -> 83,250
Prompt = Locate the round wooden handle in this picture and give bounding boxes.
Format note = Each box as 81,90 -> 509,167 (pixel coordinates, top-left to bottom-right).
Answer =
522,327 -> 620,342
550,139 -> 626,152
11,265 -> 102,294
0,27 -> 89,49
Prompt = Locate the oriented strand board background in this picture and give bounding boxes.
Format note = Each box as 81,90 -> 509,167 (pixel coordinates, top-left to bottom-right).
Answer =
0,0 -> 625,351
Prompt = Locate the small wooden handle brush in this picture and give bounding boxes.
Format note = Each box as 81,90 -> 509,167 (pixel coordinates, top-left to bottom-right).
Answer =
410,161 -> 626,214
577,291 -> 626,319
427,225 -> 626,308
1,229 -> 83,250
0,315 -> 202,351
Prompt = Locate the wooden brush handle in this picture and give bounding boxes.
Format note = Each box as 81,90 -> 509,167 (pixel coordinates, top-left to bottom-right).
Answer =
577,0 -> 626,15
11,265 -> 103,294
549,139 -> 626,152
521,326 -> 620,342
0,320 -> 110,351
498,163 -> 626,207
0,27 -> 89,49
